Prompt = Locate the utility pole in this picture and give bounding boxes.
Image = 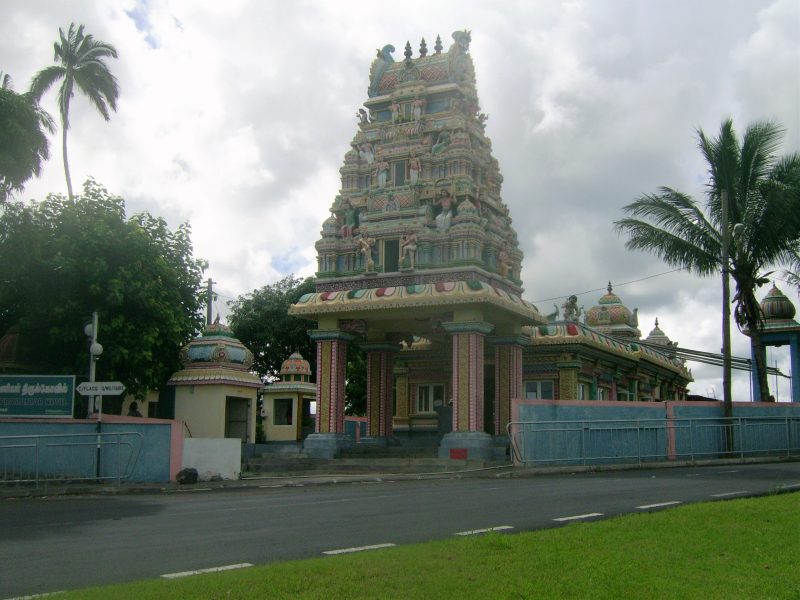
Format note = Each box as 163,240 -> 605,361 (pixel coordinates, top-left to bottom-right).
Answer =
84,311 -> 103,418
721,190 -> 734,451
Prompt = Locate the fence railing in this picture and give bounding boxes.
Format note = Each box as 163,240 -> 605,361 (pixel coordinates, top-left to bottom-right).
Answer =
0,431 -> 143,487
507,417 -> 800,466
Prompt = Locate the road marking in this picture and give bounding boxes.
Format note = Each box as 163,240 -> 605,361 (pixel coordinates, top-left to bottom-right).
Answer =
323,543 -> 396,555
686,473 -> 702,477
711,491 -> 749,498
3,593 -> 64,600
718,470 -> 740,474
636,501 -> 681,510
161,563 -> 253,579
553,513 -> 603,522
777,482 -> 800,490
454,525 -> 514,536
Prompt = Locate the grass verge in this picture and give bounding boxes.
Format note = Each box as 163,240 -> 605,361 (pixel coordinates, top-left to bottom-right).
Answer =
62,492 -> 799,599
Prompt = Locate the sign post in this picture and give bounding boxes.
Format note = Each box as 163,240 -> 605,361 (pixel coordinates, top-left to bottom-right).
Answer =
76,382 -> 126,396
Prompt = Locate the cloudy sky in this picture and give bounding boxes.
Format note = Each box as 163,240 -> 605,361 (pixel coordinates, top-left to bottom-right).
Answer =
2,0 -> 799,400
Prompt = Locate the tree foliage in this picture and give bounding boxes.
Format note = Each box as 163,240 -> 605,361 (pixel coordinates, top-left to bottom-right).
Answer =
228,275 -> 367,415
228,275 -> 317,381
0,179 -> 206,399
29,23 -> 119,199
0,73 -> 54,201
615,119 -> 800,405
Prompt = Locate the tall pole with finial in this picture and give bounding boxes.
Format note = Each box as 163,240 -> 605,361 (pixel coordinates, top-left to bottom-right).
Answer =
205,278 -> 215,326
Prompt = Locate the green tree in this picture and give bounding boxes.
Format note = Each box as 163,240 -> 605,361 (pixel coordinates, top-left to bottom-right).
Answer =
228,275 -> 368,414
615,119 -> 800,413
228,275 -> 317,380
0,179 -> 206,401
0,72 -> 54,201
29,23 -> 119,199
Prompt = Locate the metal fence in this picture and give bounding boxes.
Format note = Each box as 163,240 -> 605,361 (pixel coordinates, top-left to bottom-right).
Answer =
0,431 -> 143,487
507,416 -> 800,466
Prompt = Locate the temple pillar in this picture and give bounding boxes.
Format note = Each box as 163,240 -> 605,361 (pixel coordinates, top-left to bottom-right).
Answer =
303,329 -> 355,458
393,364 -> 410,432
361,343 -> 400,445
438,320 -> 495,460
556,352 -> 580,401
489,336 -> 525,436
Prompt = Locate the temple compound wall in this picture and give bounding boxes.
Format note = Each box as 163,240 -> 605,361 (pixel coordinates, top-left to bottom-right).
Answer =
289,31 -> 692,460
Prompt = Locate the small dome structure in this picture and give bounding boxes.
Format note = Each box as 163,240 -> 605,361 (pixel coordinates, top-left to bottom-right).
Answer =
179,322 -> 254,370
761,284 -> 796,321
279,352 -> 312,382
584,282 -> 641,339
646,318 -> 673,347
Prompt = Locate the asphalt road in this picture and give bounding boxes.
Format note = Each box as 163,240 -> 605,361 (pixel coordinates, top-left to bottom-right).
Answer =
1,462 -> 799,598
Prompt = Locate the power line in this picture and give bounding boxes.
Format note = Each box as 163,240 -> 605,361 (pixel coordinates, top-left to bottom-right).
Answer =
531,268 -> 684,303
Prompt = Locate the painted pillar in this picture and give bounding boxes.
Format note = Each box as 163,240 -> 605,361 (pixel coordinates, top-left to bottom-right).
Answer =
490,337 -> 525,436
362,343 -> 400,439
556,353 -> 580,401
393,364 -> 410,431
443,321 -> 494,433
309,330 -> 354,434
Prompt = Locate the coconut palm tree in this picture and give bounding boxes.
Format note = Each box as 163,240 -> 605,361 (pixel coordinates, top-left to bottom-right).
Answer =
29,23 -> 119,199
0,71 -> 55,201
615,119 -> 800,416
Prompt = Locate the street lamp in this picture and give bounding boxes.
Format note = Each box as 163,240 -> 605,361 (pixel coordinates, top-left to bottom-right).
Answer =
84,311 -> 103,418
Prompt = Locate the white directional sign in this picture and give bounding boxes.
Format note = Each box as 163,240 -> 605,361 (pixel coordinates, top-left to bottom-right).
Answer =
76,381 -> 126,396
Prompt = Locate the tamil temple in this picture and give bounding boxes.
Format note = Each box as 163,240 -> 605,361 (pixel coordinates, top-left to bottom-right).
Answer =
289,31 -> 693,459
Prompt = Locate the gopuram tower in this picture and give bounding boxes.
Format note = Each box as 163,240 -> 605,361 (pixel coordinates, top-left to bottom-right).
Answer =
290,31 -> 546,459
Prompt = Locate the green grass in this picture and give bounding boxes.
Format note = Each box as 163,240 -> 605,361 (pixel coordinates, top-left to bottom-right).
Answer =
64,492 -> 799,599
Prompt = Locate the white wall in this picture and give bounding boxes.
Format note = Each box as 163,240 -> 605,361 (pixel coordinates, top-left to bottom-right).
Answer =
182,437 -> 240,481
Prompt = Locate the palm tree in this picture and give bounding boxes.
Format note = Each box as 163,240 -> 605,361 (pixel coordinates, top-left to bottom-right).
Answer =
29,23 -> 119,199
615,119 -> 800,416
0,72 -> 55,201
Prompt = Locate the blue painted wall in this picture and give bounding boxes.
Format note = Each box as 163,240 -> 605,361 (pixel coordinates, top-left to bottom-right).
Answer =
0,420 -> 174,483
513,402 -> 800,465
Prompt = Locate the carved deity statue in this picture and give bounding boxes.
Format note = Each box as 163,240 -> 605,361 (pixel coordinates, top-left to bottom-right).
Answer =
408,154 -> 421,185
561,295 -> 582,321
433,189 -> 456,232
400,230 -> 418,269
357,234 -> 376,272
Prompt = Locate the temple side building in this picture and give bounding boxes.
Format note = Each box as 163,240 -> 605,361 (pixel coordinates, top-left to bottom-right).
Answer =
290,31 -> 691,459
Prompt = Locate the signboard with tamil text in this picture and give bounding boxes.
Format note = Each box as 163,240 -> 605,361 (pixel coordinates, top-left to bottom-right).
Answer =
0,375 -> 75,418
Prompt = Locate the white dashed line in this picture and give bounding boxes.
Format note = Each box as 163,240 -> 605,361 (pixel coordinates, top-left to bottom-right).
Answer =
454,525 -> 514,536
636,501 -> 681,510
711,491 -> 750,498
161,563 -> 253,579
777,482 -> 800,490
717,470 -> 741,474
553,513 -> 603,522
3,593 -> 64,600
323,543 -> 396,555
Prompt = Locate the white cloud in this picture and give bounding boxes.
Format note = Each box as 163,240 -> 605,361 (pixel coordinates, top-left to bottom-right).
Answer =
2,0 -> 798,399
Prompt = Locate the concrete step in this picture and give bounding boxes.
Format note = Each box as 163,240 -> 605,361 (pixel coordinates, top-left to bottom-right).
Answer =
243,456 -> 504,474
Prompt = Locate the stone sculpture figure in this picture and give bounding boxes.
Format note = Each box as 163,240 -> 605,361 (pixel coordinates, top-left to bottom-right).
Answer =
498,244 -> 512,278
432,130 -> 451,154
340,201 -> 359,238
561,295 -> 582,321
375,161 -> 390,188
400,230 -> 418,269
358,142 -> 375,164
433,189 -> 456,232
408,154 -> 421,185
357,234 -> 376,272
